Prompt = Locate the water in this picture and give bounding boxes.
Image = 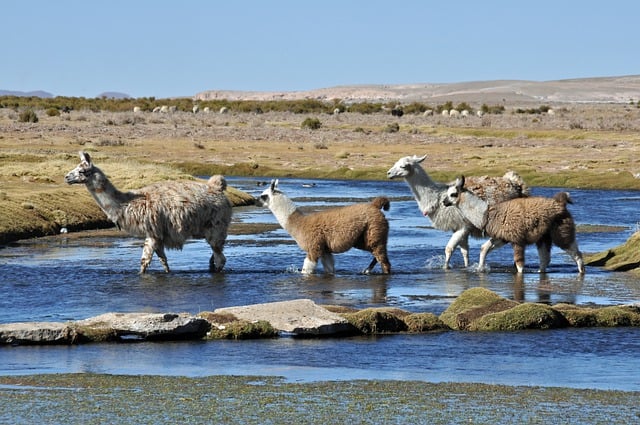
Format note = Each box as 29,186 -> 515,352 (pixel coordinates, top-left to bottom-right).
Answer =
1,178 -> 640,390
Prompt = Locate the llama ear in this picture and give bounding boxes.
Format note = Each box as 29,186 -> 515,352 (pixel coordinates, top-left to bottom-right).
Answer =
415,155 -> 427,163
456,175 -> 465,190
79,151 -> 92,166
270,179 -> 278,191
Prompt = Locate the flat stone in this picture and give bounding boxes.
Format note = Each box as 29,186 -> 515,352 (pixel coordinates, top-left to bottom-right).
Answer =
0,322 -> 75,345
73,312 -> 210,341
214,299 -> 353,336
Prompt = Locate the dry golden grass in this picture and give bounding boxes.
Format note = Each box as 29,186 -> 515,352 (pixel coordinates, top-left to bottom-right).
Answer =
1,104 -> 640,248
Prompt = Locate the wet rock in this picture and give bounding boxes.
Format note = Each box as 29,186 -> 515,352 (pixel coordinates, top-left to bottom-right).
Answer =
0,322 -> 76,345
72,312 -> 210,342
213,299 -> 354,336
1,312 -> 212,345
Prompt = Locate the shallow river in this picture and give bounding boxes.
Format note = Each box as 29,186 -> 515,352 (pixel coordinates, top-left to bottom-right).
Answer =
1,177 -> 640,391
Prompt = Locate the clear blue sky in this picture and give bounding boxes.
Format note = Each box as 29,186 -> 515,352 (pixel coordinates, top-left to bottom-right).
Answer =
3,1 -> 639,98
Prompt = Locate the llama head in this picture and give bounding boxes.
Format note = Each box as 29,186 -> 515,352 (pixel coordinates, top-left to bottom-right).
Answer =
387,155 -> 427,179
256,179 -> 281,208
65,151 -> 95,185
442,175 -> 466,207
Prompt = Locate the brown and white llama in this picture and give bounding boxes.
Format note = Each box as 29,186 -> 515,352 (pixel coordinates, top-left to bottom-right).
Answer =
387,154 -> 529,269
65,151 -> 232,274
257,179 -> 391,275
443,175 -> 585,274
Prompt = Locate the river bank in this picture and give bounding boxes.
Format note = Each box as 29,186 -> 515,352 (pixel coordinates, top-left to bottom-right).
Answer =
1,374 -> 637,424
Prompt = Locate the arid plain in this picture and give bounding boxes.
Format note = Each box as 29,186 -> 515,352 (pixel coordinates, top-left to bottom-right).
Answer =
2,98 -> 640,243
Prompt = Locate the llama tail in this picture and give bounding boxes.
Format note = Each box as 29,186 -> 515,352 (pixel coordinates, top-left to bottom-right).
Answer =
503,170 -> 530,197
371,196 -> 390,211
552,191 -> 573,205
207,175 -> 227,193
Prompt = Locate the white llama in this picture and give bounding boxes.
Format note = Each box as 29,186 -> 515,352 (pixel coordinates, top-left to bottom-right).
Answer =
387,154 -> 529,268
443,175 -> 585,274
65,151 -> 232,274
257,180 -> 391,275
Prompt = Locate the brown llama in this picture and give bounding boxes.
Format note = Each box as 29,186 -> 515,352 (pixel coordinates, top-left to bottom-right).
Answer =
257,179 -> 391,275
443,175 -> 585,274
65,151 -> 232,273
387,154 -> 529,269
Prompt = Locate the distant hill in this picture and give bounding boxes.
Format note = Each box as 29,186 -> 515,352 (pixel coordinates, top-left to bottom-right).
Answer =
195,75 -> 640,105
0,90 -> 53,98
0,90 -> 132,99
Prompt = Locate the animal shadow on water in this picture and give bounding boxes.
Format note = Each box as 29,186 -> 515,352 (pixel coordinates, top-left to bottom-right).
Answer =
65,151 -> 232,274
256,179 -> 392,275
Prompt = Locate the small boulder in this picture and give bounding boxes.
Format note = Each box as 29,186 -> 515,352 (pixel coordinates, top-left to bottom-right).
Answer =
213,299 -> 354,336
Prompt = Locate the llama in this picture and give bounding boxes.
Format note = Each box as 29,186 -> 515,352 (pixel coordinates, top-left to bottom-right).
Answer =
64,151 -> 232,274
443,175 -> 585,274
387,154 -> 529,269
257,180 -> 391,275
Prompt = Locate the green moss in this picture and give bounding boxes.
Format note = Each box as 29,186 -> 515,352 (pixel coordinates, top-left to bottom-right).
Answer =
439,287 -> 518,330
586,231 -> 640,274
596,306 -> 640,327
205,319 -> 278,340
342,308 -> 408,334
403,313 -> 450,332
471,303 -> 569,331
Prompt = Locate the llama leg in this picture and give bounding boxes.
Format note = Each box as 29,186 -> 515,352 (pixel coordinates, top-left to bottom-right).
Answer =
512,244 -> 526,273
445,228 -> 469,269
141,237 -> 169,273
536,236 -> 552,273
302,257 -> 317,274
155,244 -> 170,273
209,247 -> 227,273
363,257 -> 378,274
478,238 -> 504,272
140,239 -> 155,274
564,241 -> 585,274
320,252 -> 335,274
458,236 -> 470,268
368,247 -> 391,274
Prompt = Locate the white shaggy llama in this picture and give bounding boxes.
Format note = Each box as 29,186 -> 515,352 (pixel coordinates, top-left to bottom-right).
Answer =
257,180 -> 391,275
443,175 -> 585,274
387,154 -> 529,269
65,151 -> 232,274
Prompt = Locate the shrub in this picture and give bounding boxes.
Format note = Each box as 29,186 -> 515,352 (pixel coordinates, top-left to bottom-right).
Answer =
46,108 -> 60,117
347,103 -> 383,114
481,104 -> 505,114
301,117 -> 322,130
18,109 -> 39,123
383,122 -> 400,133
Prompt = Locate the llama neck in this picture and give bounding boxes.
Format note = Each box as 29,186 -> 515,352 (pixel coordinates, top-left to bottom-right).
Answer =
84,167 -> 137,221
405,165 -> 445,216
268,193 -> 302,235
456,191 -> 489,229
